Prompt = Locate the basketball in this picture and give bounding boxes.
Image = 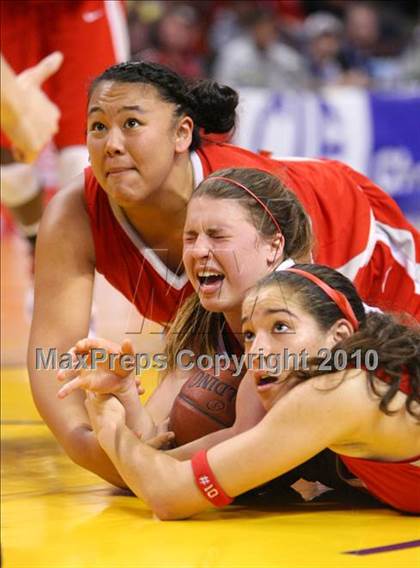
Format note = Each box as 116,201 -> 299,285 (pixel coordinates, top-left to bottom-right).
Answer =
168,366 -> 245,446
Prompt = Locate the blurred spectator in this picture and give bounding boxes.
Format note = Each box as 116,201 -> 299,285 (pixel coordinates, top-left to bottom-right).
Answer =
340,2 -> 379,86
127,1 -> 163,56
303,0 -> 347,20
135,3 -> 205,79
341,2 -> 414,89
303,12 -> 345,87
126,0 -> 419,90
213,8 -> 307,90
208,1 -> 258,53
400,21 -> 420,87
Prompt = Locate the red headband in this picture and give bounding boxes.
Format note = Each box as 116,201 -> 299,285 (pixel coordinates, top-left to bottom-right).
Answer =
285,268 -> 359,331
209,176 -> 282,235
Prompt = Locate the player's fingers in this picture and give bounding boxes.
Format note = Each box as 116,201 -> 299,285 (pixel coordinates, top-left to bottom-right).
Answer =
57,347 -> 81,381
73,337 -> 104,352
146,431 -> 175,449
57,367 -> 80,382
121,339 -> 135,356
134,377 -> 145,395
57,377 -> 84,399
157,417 -> 170,434
21,51 -> 64,87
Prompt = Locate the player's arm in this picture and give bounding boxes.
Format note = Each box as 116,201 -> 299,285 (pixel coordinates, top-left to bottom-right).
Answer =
167,370 -> 266,460
91,377 -> 363,519
27,181 -> 125,486
145,367 -> 193,424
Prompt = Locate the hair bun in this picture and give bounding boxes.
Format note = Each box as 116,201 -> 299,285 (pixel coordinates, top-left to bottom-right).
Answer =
188,81 -> 238,134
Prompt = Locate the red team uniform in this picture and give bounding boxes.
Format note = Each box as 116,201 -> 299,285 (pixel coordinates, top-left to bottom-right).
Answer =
85,142 -> 420,323
339,371 -> 420,514
339,453 -> 420,514
0,0 -> 128,149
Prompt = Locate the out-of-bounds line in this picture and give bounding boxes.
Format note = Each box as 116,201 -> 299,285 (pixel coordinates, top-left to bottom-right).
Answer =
344,539 -> 420,555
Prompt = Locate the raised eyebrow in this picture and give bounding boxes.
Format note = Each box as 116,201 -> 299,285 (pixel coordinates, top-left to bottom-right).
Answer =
266,308 -> 297,318
88,105 -> 102,116
118,105 -> 146,114
241,308 -> 297,325
87,105 -> 146,116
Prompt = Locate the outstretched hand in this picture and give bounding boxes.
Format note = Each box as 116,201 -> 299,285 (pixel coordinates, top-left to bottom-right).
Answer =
57,338 -> 141,399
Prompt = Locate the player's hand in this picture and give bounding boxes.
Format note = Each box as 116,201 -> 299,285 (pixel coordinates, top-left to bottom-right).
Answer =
85,392 -> 126,435
139,418 -> 174,450
57,338 -> 137,399
142,431 -> 175,450
11,52 -> 63,162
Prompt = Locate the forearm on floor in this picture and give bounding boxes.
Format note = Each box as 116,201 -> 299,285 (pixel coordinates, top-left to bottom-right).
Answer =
62,424 -> 128,488
167,426 -> 234,460
97,422 -> 189,516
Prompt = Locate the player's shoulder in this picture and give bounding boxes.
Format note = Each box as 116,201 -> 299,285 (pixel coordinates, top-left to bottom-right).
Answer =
272,368 -> 369,421
40,173 -> 90,236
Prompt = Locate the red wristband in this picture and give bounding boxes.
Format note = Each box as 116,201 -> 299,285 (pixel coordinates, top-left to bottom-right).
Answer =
191,449 -> 233,507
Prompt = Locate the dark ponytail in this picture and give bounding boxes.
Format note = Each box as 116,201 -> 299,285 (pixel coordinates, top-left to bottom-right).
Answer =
88,61 -> 238,150
188,81 -> 238,135
333,312 -> 419,419
256,264 -> 420,420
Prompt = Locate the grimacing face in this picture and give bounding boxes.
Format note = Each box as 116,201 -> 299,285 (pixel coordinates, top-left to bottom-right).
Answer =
241,284 -> 336,409
183,196 -> 283,315
87,81 -> 190,207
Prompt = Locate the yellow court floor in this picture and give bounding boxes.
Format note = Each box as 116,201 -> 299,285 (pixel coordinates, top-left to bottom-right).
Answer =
2,367 -> 419,568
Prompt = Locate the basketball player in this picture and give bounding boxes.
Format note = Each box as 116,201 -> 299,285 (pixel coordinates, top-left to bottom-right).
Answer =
57,171 -> 418,506
29,61 -> 419,486
83,264 -> 420,518
57,168 -> 312,447
1,0 -> 128,251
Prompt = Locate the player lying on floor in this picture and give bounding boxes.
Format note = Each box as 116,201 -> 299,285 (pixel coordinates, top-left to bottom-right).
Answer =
57,168 -> 418,497
57,167 -> 312,451
60,264 -> 420,517
30,60 -> 420,487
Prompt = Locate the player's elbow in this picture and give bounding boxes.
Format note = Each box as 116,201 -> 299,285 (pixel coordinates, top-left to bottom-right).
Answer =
142,478 -> 197,520
150,498 -> 193,521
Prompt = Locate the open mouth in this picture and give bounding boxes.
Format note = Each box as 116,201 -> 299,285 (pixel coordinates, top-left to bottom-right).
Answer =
256,374 -> 279,386
197,271 -> 225,287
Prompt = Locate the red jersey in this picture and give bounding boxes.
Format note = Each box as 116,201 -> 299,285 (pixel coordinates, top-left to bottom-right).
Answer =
84,168 -> 193,325
339,454 -> 420,514
338,368 -> 419,514
84,142 -> 420,324
194,143 -> 420,317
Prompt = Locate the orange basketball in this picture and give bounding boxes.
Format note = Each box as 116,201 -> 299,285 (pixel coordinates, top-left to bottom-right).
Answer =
168,367 -> 244,446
